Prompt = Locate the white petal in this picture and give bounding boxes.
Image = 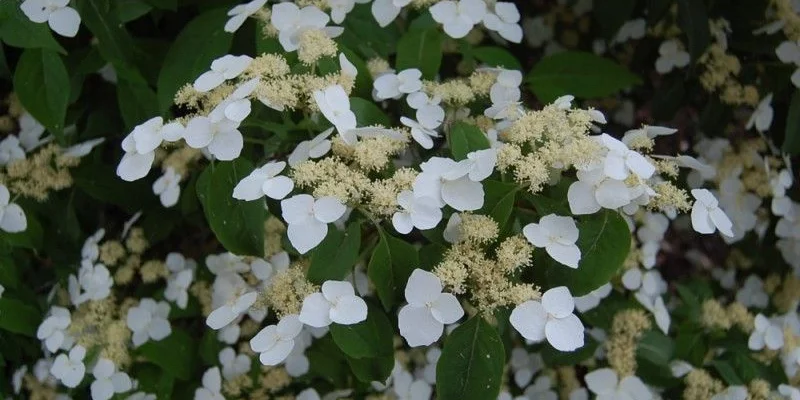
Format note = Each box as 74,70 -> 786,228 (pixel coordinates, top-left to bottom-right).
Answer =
619,376 -> 651,399
117,151 -> 155,182
690,204 -> 714,234
371,0 -> 402,27
233,174 -> 267,201
259,340 -> 294,365
193,71 -> 225,92
206,306 -> 236,330
584,369 -> 618,395
398,305 -> 443,347
441,178 -> 484,211
522,223 -> 548,247
314,197 -> 347,223
510,301 -> 547,342
262,176 -> 294,200
545,314 -> 584,352
0,203 -> 27,233
595,179 -> 631,209
392,212 -> 414,234
208,128 -> 243,161
330,295 -> 367,325
48,7 -> 80,38
546,243 -> 581,269
430,293 -> 463,324
567,181 -> 601,215
405,269 -> 442,306
299,293 -> 333,328
542,286 -> 575,318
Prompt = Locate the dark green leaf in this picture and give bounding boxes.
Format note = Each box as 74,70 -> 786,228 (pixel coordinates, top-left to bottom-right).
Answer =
330,302 -> 394,359
637,330 -> 675,366
0,298 -> 40,336
783,90 -> 800,154
368,228 -> 419,310
472,47 -> 521,70
541,335 -> 598,366
138,329 -> 196,380
395,28 -> 443,79
117,0 -> 153,22
711,360 -> 743,385
308,222 -> 361,283
677,0 -> 711,62
350,97 -> 391,126
449,121 -> 491,160
527,51 -> 641,103
339,3 -> 399,59
593,0 -> 637,39
479,180 -> 518,230
13,48 -> 70,138
117,79 -> 159,130
346,353 -> 394,383
437,316 -> 505,400
0,213 -> 44,250
0,1 -> 64,53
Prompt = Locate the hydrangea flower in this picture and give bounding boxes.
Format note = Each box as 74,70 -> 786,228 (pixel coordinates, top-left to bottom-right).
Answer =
373,69 -> 423,100
598,133 -> 656,180
194,367 -> 224,400
413,157 -> 485,211
690,189 -> 734,237
748,314 -> 784,351
392,369 -> 433,400
184,113 -> 243,161
510,286 -> 585,352
250,315 -> 304,365
745,94 -> 774,132
219,347 -> 251,380
193,55 -> 253,92
20,0 -> 81,37
313,85 -> 358,144
482,2 -> 523,43
430,0 -> 487,39
117,117 -> 184,181
37,306 -> 73,353
281,194 -> 347,254
400,116 -> 440,149
233,161 -> 294,201
523,215 -> 581,269
398,269 -> 464,347
299,280 -> 368,327
152,167 -> 181,208
392,190 -> 443,234
51,345 -> 86,388
271,3 -> 343,52
584,368 -> 652,400
90,358 -> 132,400
224,0 -> 267,33
126,298 -> 172,347
0,184 -> 27,233
165,269 -> 194,309
371,0 -> 411,27
206,291 -> 257,330
0,135 -> 25,166
288,128 -> 334,167
776,39 -> 800,88
68,260 -> 113,305
655,40 -> 690,74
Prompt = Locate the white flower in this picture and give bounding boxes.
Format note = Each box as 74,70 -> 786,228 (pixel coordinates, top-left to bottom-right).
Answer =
420,347 -> 440,384
271,3 -> 343,52
219,347 -> 251,380
206,252 -> 249,275
748,314 -> 784,351
398,269 -> 464,347
776,40 -> 800,88
0,135 -> 25,166
485,70 -> 523,120
779,384 -> 800,400
0,184 -> 27,233
285,330 -> 312,377
64,137 -> 106,158
524,376 -> 558,400
393,369 -> 433,400
281,194 -> 347,254
313,85 -> 358,144
68,260 -> 113,305
510,286 -> 585,352
430,0 -> 487,39
233,161 -> 294,201
523,215 -> 581,269
612,19 -> 646,44
90,358 -> 132,400
371,0 -> 411,27
392,190 -> 443,234
165,269 -> 194,309
746,93 -> 774,132
407,92 -> 445,130
194,367 -> 224,400
206,291 -> 258,330
193,55 -> 253,92
224,0 -> 267,32
567,169 -> 632,215
37,306 -> 73,353
523,16 -> 553,48
599,133 -> 656,180
184,113 -> 243,161
51,345 -> 87,388
443,213 -> 462,243
18,112 -> 47,151
288,128 -> 334,167
400,116 -> 440,149
250,315 -> 304,365
690,189 -> 734,237
509,348 -> 543,388
117,117 -> 184,181
373,69 -> 423,100
329,0 -> 368,24
482,2 -> 522,43
412,157 -> 485,211
638,295 -> 671,335
655,40 -> 690,74
126,298 -> 172,347
585,368 -> 652,400
735,275 -> 769,309
553,95 -> 574,110
574,283 -> 612,313
299,280 -> 368,327
20,0 -> 81,37
710,386 -> 748,400
152,167 -> 181,207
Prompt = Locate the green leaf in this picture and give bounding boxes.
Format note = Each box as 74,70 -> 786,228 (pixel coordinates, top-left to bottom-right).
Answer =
0,298 -> 40,336
783,90 -> 800,154
449,121 -> 491,160
472,47 -> 521,70
0,212 -> 44,250
117,79 -> 159,130
138,329 -> 196,381
0,1 -> 64,53
308,222 -> 361,284
395,27 -> 444,79
367,229 -> 419,310
711,360 -> 743,385
330,302 -> 394,359
196,160 -> 267,257
157,8 -> 233,113
674,324 -> 707,366
73,162 -> 158,212
545,210 -> 630,296
437,316 -> 505,400
339,3 -> 399,59
0,256 -> 20,289
117,0 -> 153,22
307,336 -> 350,386
346,353 -> 395,383
13,48 -> 70,138
541,335 -> 598,366
593,0 -> 637,39
637,330 -> 675,366
677,0 -> 711,62
527,51 -> 641,103
350,97 -> 391,126
479,181 -> 518,230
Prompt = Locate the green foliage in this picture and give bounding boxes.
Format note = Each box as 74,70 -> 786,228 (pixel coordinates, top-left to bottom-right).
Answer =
368,228 -> 419,310
308,222 -> 361,283
0,1 -> 64,52
330,302 -> 394,359
783,90 -> 800,154
677,0 -> 711,62
138,329 -> 196,381
449,121 -> 491,160
396,27 -> 444,79
13,49 -> 70,139
437,316 -> 505,400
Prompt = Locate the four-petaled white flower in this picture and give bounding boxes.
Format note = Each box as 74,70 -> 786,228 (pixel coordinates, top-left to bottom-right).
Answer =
510,286 -> 585,351
748,314 -> 785,351
584,368 -> 653,400
288,128 -> 334,167
18,112 -> 46,152
0,184 -> 27,233
37,306 -> 73,353
90,358 -> 133,400
483,2 -> 523,43
117,117 -> 184,181
153,167 -> 182,208
392,190 -> 443,234
574,283 -> 612,313
374,69 -> 423,100
51,345 -> 87,388
710,386 -> 748,400
599,133 -> 656,180
313,85 -> 358,144
655,40 -> 690,74
299,280 -> 368,327
233,161 -> 294,201
194,367 -> 225,400
20,0 -> 81,37
250,314 -> 304,365
68,260 -> 113,305
398,269 -> 464,347
184,112 -> 244,161
206,291 -> 258,330
193,55 -> 253,92
523,214 -> 581,269
393,369 -> 433,400
329,0 -> 369,24
0,135 -> 25,166
165,269 -> 194,309
271,3 -> 343,52
219,347 -> 252,380
690,189 -> 734,237
407,92 -> 445,130
371,0 -> 411,27
400,116 -> 440,149
126,298 -> 172,347
413,157 -> 485,211
224,0 -> 268,33
746,93 -> 774,132
430,0 -> 487,39
281,194 -> 347,254
776,40 -> 800,88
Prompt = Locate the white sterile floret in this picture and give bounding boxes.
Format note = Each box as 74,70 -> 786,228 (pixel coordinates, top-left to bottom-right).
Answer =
371,0 -> 411,27
710,386 -> 748,400
194,367 -> 224,400
68,260 -> 113,305
250,314 -> 304,365
524,376 -> 558,399
288,128 -> 334,167
271,3 -> 343,52
117,117 -> 184,181
184,111 -> 244,162
398,269 -> 464,347
392,190 -> 443,234
152,167 -> 182,208
313,85 -> 359,144
299,280 -> 368,327
430,0 -> 488,39
329,0 -> 369,24
746,93 -> 774,132
0,184 -> 27,233
412,156 -> 486,211
0,135 -> 25,166
612,19 -> 646,44
779,384 -> 800,400
482,2 -> 523,43
407,92 -> 445,129
584,368 -> 652,400
748,314 -> 785,351
193,55 -> 253,92
393,369 -> 433,400
224,0 -> 268,33
206,291 -> 258,330
18,112 -> 47,152
510,286 -> 585,352
281,194 -> 347,254
485,70 -> 523,120
219,347 -> 252,380
443,213 -> 462,243
90,358 -> 132,400
20,0 -> 81,37
81,229 -> 105,262
165,269 -> 194,309
599,133 -> 656,180
574,283 -> 612,313
690,189 -> 734,237
401,116 -> 440,149
655,40 -> 690,74
126,298 -> 172,347
373,69 -> 423,100
735,275 -> 769,309
51,345 -> 86,388
509,348 -> 543,388
523,214 -> 582,269
233,161 -> 294,201
37,306 -> 73,353
566,167 -> 644,215
776,40 -> 800,88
